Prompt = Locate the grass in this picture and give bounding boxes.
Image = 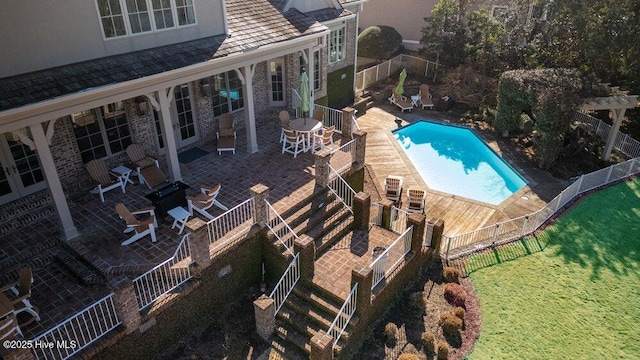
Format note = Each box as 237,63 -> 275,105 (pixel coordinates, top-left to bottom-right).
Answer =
467,177 -> 640,359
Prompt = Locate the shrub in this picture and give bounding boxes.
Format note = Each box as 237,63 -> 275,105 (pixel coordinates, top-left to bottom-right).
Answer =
437,341 -> 449,360
384,322 -> 398,342
410,292 -> 426,310
422,331 -> 436,354
357,26 -> 402,60
439,312 -> 463,337
444,283 -> 466,307
453,306 -> 466,323
442,267 -> 461,283
398,354 -> 419,360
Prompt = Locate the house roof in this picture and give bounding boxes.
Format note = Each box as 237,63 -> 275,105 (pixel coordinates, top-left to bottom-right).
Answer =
306,8 -> 353,23
0,0 -> 326,111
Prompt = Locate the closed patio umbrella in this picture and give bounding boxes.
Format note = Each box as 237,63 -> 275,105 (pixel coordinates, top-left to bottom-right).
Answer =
300,71 -> 310,117
395,68 -> 407,95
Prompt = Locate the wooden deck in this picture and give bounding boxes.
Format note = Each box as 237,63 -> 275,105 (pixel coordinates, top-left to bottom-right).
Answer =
358,105 -> 566,236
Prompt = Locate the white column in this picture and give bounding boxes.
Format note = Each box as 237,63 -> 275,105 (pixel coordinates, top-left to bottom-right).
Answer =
602,108 -> 626,161
306,46 -> 315,110
156,88 -> 182,181
30,122 -> 79,240
239,65 -> 259,153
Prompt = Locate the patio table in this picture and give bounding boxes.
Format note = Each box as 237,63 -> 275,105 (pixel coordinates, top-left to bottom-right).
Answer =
289,118 -> 323,152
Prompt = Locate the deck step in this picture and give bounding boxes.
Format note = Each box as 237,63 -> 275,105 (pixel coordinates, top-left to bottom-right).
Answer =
309,209 -> 354,256
274,324 -> 312,355
268,335 -> 309,360
54,247 -> 107,285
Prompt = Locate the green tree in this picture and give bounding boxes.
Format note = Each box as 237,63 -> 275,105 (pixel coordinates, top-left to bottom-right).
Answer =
357,26 -> 403,61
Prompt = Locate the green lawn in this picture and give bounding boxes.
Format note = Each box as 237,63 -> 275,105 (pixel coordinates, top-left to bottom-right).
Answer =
467,177 -> 640,359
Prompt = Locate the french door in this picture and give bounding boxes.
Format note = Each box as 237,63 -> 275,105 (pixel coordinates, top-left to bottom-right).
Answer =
173,84 -> 199,147
268,58 -> 286,106
0,132 -> 46,205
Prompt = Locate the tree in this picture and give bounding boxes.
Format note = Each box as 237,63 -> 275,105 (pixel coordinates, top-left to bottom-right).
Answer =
357,26 -> 402,60
420,0 -> 468,68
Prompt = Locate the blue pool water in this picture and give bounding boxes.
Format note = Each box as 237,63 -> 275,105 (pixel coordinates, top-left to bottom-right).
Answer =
393,121 -> 527,205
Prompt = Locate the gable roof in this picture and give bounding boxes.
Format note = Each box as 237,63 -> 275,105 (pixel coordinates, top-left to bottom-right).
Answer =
306,7 -> 352,23
0,0 -> 326,111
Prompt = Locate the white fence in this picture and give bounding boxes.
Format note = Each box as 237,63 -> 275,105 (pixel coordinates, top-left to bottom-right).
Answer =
442,157 -> 640,259
327,164 -> 356,212
575,111 -> 640,158
328,283 -> 358,348
330,138 -> 356,174
269,253 -> 300,314
370,202 -> 383,225
132,233 -> 192,310
292,89 -> 344,132
390,207 -> 409,234
355,54 -> 440,94
31,294 -> 121,360
207,197 -> 255,255
265,199 -> 298,256
371,226 -> 414,289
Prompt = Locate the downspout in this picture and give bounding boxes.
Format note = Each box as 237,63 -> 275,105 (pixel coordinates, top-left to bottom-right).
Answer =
221,0 -> 230,36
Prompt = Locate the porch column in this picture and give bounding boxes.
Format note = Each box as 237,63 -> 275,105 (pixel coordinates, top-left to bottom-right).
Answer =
237,65 -> 259,153
152,88 -> 182,181
602,108 -> 626,161
30,122 -> 78,240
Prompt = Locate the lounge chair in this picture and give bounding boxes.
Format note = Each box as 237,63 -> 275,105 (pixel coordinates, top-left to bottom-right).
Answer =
0,314 -> 22,340
282,129 -> 305,158
279,110 -> 291,143
418,84 -> 435,110
312,127 -> 335,153
389,90 -> 413,112
217,113 -> 236,155
126,144 -> 167,189
86,159 -> 126,202
186,184 -> 229,220
115,203 -> 158,246
312,108 -> 325,122
384,175 -> 403,202
1,267 -> 40,327
406,188 -> 426,214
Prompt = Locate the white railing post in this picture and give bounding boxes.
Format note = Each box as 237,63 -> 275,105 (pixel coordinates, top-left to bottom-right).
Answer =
328,283 -> 358,348
265,199 -> 298,256
269,253 -> 300,314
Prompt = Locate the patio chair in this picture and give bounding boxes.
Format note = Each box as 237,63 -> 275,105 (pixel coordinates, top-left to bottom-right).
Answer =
282,129 -> 305,158
1,267 -> 40,326
186,184 -> 229,220
217,113 -> 236,155
86,159 -> 126,202
279,110 -> 291,143
389,90 -> 413,112
406,188 -> 426,214
419,84 -> 435,110
0,314 -> 22,340
126,143 -> 167,189
115,203 -> 158,246
312,108 -> 325,122
312,128 -> 335,153
384,175 -> 403,202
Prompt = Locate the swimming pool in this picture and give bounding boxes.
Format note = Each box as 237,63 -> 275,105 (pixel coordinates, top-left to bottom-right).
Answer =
393,121 -> 527,205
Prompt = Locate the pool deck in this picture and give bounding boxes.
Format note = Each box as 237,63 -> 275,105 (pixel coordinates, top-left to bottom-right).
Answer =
359,105 -> 566,235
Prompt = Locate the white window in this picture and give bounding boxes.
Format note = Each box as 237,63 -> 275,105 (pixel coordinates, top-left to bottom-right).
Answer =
96,0 -> 196,39
329,26 -> 346,64
72,102 -> 133,163
313,51 -> 321,91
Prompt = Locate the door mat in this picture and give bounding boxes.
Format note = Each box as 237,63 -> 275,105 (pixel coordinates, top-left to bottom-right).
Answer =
178,147 -> 209,164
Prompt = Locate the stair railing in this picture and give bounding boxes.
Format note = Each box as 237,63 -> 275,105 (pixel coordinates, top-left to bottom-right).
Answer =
328,283 -> 358,348
327,164 -> 356,213
265,199 -> 298,256
269,252 -> 300,314
371,225 -> 414,290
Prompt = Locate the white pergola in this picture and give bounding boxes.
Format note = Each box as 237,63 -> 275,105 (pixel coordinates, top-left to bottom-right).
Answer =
579,93 -> 639,161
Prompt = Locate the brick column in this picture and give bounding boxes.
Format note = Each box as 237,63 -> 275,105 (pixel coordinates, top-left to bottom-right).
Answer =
250,183 -> 269,229
351,262 -> 372,319
310,329 -> 334,360
407,213 -> 426,253
341,106 -> 356,138
253,294 -> 275,340
294,234 -> 316,282
314,149 -> 333,187
352,130 -> 367,169
428,219 -> 445,254
110,276 -> 141,334
380,199 -> 394,230
185,217 -> 210,276
353,192 -> 370,230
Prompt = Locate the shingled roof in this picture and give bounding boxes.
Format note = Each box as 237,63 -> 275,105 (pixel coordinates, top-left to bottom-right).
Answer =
0,0 -> 326,111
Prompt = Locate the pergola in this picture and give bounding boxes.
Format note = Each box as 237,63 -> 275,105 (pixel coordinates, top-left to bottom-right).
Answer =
579,92 -> 639,161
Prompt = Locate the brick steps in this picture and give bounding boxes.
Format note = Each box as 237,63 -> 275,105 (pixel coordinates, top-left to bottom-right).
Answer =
54,245 -> 107,285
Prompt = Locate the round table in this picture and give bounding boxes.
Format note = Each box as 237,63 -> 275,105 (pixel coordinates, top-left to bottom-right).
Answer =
289,118 -> 323,152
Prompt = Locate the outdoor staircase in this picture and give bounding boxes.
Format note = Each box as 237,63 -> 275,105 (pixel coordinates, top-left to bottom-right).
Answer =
270,284 -> 359,359
267,187 -> 353,259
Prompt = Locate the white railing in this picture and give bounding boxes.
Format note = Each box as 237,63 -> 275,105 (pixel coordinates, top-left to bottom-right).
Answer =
292,89 -> 344,132
327,164 -> 356,212
390,206 -> 409,234
355,54 -> 441,94
132,233 -> 192,310
31,294 -> 121,360
371,226 -> 414,289
442,156 -> 640,259
575,111 -> 640,158
269,253 -> 300,314
330,138 -> 356,174
207,197 -> 255,254
265,199 -> 298,256
370,202 -> 383,225
328,283 -> 358,348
